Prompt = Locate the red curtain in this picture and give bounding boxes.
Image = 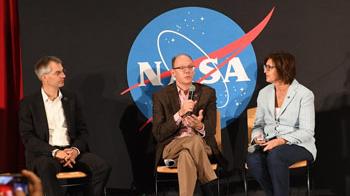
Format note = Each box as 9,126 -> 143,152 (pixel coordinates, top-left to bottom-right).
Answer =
0,0 -> 25,173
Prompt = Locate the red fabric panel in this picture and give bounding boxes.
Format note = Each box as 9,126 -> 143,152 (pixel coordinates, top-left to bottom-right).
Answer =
0,0 -> 7,109
0,0 -> 25,173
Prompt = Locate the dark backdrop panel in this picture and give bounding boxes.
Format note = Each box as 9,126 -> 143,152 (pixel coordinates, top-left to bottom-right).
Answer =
19,0 -> 350,194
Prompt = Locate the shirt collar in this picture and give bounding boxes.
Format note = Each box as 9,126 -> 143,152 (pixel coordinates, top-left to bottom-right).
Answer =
176,85 -> 190,95
41,88 -> 63,102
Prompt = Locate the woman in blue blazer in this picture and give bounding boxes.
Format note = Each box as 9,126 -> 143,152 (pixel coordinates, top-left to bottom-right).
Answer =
247,52 -> 316,196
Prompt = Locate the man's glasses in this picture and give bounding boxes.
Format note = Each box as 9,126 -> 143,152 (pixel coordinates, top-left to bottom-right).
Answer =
263,64 -> 275,71
49,69 -> 67,76
173,65 -> 195,72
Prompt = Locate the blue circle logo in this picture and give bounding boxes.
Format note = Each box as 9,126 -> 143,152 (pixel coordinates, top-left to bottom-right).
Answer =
125,7 -> 262,128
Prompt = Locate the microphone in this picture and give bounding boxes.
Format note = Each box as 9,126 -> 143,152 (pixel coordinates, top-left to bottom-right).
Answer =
188,84 -> 196,100
183,84 -> 196,117
164,159 -> 177,167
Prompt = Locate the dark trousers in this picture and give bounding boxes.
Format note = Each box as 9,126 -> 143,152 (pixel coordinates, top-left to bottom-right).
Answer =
30,152 -> 111,196
246,144 -> 313,196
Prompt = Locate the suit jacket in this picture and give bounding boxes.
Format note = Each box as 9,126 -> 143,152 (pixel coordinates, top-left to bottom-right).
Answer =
252,79 -> 317,159
19,89 -> 89,169
152,83 -> 226,168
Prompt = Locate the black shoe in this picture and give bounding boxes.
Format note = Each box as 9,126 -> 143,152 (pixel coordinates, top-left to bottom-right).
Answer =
200,178 -> 219,196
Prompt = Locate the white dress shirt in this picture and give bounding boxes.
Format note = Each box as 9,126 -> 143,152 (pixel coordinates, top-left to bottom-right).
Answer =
41,88 -> 70,147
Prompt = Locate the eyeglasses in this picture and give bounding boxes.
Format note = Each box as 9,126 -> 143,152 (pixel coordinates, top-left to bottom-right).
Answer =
49,69 -> 67,76
173,65 -> 195,72
263,64 -> 275,71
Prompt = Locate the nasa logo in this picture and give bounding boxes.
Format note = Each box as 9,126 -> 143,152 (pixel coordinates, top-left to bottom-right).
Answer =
123,6 -> 274,128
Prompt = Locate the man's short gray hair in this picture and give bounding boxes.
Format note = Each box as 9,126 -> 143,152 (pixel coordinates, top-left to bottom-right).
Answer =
34,56 -> 62,80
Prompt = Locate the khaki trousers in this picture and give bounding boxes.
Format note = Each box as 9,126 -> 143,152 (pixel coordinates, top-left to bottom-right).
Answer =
163,135 -> 217,196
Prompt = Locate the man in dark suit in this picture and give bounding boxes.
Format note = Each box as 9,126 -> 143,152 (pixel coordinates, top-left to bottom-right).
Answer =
19,56 -> 111,196
152,54 -> 225,196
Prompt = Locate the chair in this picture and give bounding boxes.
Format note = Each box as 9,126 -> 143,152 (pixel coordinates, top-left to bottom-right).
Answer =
242,107 -> 311,196
56,171 -> 88,187
56,171 -> 90,195
155,111 -> 222,195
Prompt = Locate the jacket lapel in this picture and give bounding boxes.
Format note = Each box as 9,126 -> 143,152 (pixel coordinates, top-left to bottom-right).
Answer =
61,91 -> 72,134
277,80 -> 298,118
169,83 -> 181,114
34,92 -> 50,141
268,85 -> 276,120
193,83 -> 202,114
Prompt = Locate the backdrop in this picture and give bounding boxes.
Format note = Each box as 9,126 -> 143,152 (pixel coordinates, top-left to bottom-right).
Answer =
18,0 -> 350,194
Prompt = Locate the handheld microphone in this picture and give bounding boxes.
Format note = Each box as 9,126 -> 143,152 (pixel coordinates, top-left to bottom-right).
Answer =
188,84 -> 196,100
183,84 -> 196,117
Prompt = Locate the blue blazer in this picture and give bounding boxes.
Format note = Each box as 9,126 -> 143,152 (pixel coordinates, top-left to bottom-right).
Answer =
251,79 -> 317,160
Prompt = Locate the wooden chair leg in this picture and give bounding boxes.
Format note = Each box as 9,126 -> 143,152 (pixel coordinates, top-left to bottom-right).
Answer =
307,165 -> 310,196
217,176 -> 220,195
242,169 -> 248,196
155,172 -> 158,196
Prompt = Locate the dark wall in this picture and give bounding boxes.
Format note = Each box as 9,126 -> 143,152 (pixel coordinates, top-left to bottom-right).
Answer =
18,0 -> 350,194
